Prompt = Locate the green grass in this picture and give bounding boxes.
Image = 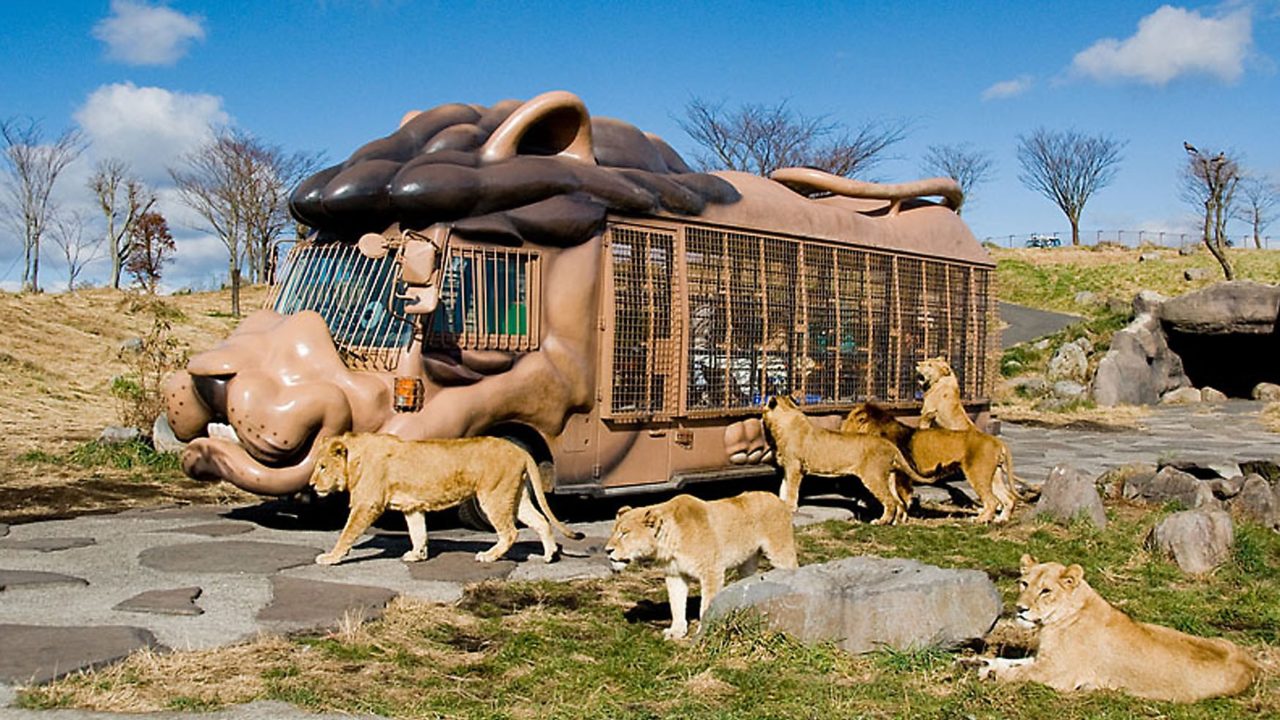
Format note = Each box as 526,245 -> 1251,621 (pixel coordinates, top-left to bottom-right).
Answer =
21,506 -> 1279,719
19,438 -> 181,475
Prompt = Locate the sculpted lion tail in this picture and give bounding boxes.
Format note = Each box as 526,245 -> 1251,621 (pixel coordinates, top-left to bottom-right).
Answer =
523,453 -> 584,541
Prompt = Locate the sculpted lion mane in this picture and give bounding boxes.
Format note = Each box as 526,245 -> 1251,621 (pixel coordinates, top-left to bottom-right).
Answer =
979,555 -> 1259,702
605,491 -> 797,639
310,433 -> 582,566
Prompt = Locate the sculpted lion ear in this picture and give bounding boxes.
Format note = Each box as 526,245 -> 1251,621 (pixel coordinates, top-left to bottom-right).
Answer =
1020,554 -> 1036,571
479,90 -> 596,165
1061,564 -> 1084,588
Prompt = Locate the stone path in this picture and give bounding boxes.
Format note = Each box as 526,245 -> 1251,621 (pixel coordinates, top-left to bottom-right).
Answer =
1,401 -> 1278,717
998,302 -> 1081,349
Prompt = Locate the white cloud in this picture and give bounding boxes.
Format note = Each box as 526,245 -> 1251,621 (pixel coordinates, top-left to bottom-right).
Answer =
1070,5 -> 1252,86
74,83 -> 230,184
981,75 -> 1034,100
93,0 -> 205,66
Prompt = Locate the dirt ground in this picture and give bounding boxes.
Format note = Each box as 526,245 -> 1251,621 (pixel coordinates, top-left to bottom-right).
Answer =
0,287 -> 266,524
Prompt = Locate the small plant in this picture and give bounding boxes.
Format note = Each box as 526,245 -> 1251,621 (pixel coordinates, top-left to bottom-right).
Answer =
111,296 -> 188,435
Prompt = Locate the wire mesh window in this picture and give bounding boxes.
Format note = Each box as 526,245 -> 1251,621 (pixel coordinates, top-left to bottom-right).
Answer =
271,241 -> 414,371
426,246 -> 541,353
609,227 -> 679,419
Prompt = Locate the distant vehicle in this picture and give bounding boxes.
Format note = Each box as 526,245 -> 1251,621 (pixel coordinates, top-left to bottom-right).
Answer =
1027,234 -> 1061,248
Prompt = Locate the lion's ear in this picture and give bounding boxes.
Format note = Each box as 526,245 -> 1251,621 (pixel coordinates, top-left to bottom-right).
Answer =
1061,564 -> 1084,588
616,505 -> 633,518
479,90 -> 595,165
767,396 -> 777,410
1020,554 -> 1036,571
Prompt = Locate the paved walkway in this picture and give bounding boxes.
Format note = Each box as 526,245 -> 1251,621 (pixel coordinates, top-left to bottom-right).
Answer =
2,400 -> 1279,717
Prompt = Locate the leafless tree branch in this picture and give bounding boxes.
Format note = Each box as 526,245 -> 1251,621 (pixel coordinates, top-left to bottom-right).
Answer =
919,143 -> 996,215
0,117 -> 86,292
1016,128 -> 1124,246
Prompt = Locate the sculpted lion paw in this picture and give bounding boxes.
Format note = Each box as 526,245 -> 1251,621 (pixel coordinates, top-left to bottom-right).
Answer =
315,551 -> 344,566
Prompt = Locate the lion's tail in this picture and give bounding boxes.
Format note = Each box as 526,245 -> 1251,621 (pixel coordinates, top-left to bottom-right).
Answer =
997,442 -> 1028,504
523,453 -> 584,541
892,449 -> 933,487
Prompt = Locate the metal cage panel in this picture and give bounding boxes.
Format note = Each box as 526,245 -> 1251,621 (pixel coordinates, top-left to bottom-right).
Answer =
426,244 -> 542,353
608,226 -> 680,420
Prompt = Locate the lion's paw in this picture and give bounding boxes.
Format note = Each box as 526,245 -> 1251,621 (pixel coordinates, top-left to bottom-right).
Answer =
401,549 -> 427,563
315,552 -> 344,566
475,551 -> 499,563
663,625 -> 689,641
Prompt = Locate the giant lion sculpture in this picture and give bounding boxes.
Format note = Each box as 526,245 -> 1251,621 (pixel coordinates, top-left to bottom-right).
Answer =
164,91 -> 983,496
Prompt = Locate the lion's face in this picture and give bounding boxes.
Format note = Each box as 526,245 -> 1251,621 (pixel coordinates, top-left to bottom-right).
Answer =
763,394 -> 803,426
917,357 -> 954,387
1015,555 -> 1087,627
308,438 -> 350,496
605,506 -> 660,571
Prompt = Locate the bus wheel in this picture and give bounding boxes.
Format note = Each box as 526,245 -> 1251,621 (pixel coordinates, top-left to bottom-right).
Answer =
456,497 -> 493,531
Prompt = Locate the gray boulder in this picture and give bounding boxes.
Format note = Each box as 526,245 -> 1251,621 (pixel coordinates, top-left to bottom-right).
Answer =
1146,509 -> 1234,574
1008,376 -> 1048,399
704,556 -> 1000,655
152,413 -> 187,454
1138,252 -> 1162,263
1050,380 -> 1087,400
1231,475 -> 1279,530
1183,268 -> 1212,281
1209,475 -> 1247,500
1179,244 -> 1199,256
1238,459 -> 1280,484
1046,341 -> 1089,383
1092,305 -> 1190,406
1159,455 -> 1241,481
1123,466 -> 1217,509
98,426 -> 140,445
1096,462 -> 1157,499
1159,281 -> 1280,336
1160,387 -> 1202,404
1201,386 -> 1228,403
1034,464 -> 1107,528
1074,291 -> 1098,306
1253,382 -> 1280,402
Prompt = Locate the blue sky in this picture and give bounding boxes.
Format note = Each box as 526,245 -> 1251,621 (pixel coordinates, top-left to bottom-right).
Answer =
2,0 -> 1278,290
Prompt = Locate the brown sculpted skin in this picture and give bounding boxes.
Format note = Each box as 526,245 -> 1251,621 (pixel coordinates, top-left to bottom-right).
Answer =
841,402 -> 1018,523
762,395 -> 928,523
917,357 -> 975,431
605,492 -> 797,639
979,555 -> 1259,702
310,433 -> 583,566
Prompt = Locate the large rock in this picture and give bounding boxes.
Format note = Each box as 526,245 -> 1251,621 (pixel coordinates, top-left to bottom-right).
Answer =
704,556 -> 1000,654
98,425 -> 140,445
1092,303 -> 1190,406
1096,462 -> 1157,499
1159,281 -> 1280,335
1046,340 -> 1089,383
1160,387 -> 1202,404
1146,509 -> 1234,574
1123,466 -> 1217,509
1231,475 -> 1280,530
1034,465 -> 1107,528
1201,386 -> 1228,403
152,413 -> 188,454
1253,382 -> 1280,402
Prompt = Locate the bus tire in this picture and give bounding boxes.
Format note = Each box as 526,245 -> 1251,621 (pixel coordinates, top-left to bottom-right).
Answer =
456,497 -> 493,531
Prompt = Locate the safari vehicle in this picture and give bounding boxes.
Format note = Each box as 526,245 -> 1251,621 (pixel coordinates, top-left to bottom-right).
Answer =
165,91 -> 996,500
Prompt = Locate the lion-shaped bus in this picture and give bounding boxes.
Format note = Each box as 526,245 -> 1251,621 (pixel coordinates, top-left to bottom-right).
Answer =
163,91 -> 995,501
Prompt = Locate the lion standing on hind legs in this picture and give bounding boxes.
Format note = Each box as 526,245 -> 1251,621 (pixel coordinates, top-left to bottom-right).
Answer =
916,356 -> 975,431
762,395 -> 929,524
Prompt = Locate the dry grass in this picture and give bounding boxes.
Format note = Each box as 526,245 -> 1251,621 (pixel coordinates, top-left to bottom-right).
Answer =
995,401 -> 1149,431
0,286 -> 267,519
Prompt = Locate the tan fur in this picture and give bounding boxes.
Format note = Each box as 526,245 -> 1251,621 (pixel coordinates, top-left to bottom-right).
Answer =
605,492 -> 798,639
917,357 -> 975,430
309,433 -> 582,566
763,395 -> 928,524
980,555 -> 1259,702
841,403 -> 1018,523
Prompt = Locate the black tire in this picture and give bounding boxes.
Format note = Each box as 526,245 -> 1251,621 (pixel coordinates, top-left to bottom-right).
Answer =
456,497 -> 493,531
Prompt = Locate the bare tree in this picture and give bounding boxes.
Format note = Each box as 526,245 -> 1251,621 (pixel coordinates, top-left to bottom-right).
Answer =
48,210 -> 103,291
677,97 -> 907,178
125,211 -> 175,293
920,143 -> 995,214
170,129 -> 319,316
89,158 -> 155,289
1016,128 -> 1124,246
0,118 -> 86,292
1182,143 -> 1241,280
1236,175 -> 1279,249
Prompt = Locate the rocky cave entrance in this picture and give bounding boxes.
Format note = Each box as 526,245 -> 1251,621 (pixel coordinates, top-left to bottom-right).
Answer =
1164,326 -> 1280,398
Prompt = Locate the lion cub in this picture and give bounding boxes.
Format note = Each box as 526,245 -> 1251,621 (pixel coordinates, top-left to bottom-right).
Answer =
841,402 -> 1019,523
310,433 -> 582,566
606,492 -> 797,640
916,357 -> 975,431
979,555 -> 1259,702
763,395 -> 928,523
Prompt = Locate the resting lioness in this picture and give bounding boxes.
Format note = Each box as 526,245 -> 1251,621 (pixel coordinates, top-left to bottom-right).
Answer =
310,433 -> 582,566
605,492 -> 798,639
841,402 -> 1018,523
916,357 -> 975,431
979,555 -> 1259,702
763,395 -> 928,523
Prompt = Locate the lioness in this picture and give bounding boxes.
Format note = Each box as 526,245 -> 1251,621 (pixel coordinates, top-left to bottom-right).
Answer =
841,402 -> 1018,523
916,357 -> 975,430
310,433 -> 583,566
763,395 -> 928,523
979,555 -> 1259,702
605,492 -> 797,639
